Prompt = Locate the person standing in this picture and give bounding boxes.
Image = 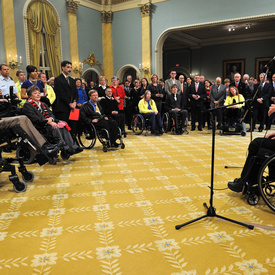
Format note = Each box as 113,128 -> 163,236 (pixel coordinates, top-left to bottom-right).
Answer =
188,74 -> 206,131
15,70 -> 25,107
164,70 -> 181,95
0,64 -> 18,96
53,61 -> 79,135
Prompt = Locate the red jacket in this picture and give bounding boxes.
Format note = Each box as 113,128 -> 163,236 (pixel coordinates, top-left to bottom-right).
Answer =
110,85 -> 125,110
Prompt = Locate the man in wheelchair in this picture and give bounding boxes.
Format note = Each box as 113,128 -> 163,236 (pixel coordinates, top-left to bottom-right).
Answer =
22,86 -> 83,159
0,95 -> 59,165
228,104 -> 275,193
80,90 -> 120,148
164,84 -> 188,134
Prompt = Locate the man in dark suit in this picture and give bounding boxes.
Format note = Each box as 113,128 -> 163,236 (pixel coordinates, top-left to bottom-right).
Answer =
188,74 -> 206,131
53,61 -> 79,134
80,90 -> 119,147
230,73 -> 250,99
100,87 -> 126,136
210,77 -> 226,129
249,73 -> 272,132
178,75 -> 188,108
165,84 -> 188,134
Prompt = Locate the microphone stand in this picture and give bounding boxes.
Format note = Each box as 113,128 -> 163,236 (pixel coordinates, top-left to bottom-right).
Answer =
175,102 -> 254,230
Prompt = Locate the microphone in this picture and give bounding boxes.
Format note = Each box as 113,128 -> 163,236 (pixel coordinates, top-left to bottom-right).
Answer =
264,56 -> 275,68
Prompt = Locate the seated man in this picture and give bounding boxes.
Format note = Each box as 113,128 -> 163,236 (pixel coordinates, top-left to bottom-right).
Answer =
80,90 -> 119,147
99,87 -> 126,136
165,84 -> 188,134
228,104 -> 275,192
22,86 -> 83,159
0,114 -> 58,165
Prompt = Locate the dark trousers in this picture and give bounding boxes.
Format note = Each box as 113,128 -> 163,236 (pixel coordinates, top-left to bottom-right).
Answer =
155,100 -> 163,114
142,112 -> 163,131
169,110 -> 188,130
93,118 -> 118,142
51,127 -> 78,151
191,106 -> 203,128
111,113 -> 125,134
253,105 -> 268,130
226,108 -> 241,125
241,137 -> 275,181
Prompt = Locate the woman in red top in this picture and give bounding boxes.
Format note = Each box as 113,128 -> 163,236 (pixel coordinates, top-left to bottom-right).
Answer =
110,76 -> 126,112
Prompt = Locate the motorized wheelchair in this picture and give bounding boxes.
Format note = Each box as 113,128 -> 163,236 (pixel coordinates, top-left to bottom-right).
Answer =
162,111 -> 188,135
220,107 -> 246,136
239,148 -> 275,212
76,122 -> 125,152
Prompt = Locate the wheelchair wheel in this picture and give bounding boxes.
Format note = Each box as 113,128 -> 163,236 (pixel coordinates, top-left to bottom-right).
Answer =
241,131 -> 246,136
246,193 -> 259,205
162,113 -> 170,133
258,155 -> 275,212
16,147 -> 35,164
13,181 -> 27,193
77,124 -> 96,149
22,171 -> 34,183
97,129 -> 111,150
131,114 -> 145,135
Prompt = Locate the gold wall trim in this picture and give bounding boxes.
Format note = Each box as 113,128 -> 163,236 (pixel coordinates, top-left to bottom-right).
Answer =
77,0 -> 168,12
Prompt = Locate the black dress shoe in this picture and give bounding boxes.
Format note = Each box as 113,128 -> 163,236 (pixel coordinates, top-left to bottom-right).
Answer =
111,142 -> 120,148
258,128 -> 263,132
74,146 -> 84,153
43,145 -> 59,158
191,127 -> 195,131
228,178 -> 244,192
247,128 -> 254,132
198,127 -> 202,131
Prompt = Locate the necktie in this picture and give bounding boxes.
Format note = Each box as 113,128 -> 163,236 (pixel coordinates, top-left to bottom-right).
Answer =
174,95 -> 177,101
147,100 -> 152,110
217,86 -> 219,93
95,103 -> 101,114
195,83 -> 198,92
236,82 -> 238,88
66,77 -> 70,85
181,83 -> 183,92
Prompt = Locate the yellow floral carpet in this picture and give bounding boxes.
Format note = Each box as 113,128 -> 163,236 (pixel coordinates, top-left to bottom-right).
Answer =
0,129 -> 274,275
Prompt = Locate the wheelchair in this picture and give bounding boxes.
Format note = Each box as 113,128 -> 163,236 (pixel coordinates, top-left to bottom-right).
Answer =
131,114 -> 151,136
0,128 -> 35,192
77,122 -> 125,152
162,111 -> 189,135
240,149 -> 275,212
220,107 -> 246,136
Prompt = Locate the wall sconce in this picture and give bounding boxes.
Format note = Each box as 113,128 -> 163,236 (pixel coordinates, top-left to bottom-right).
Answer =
73,62 -> 83,75
8,55 -> 22,70
139,63 -> 149,74
228,26 -> 236,32
245,23 -> 251,30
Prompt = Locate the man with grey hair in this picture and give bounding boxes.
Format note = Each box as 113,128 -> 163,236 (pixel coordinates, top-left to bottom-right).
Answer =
243,73 -> 254,94
230,73 -> 249,99
127,75 -> 134,88
209,77 -> 226,129
249,73 -> 272,132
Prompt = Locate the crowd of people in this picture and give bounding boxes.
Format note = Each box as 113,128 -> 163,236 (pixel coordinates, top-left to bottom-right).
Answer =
1,61 -> 275,161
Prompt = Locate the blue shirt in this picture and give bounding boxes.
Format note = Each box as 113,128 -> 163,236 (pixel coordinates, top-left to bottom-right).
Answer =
89,100 -> 97,113
21,79 -> 44,93
77,88 -> 88,104
0,75 -> 18,96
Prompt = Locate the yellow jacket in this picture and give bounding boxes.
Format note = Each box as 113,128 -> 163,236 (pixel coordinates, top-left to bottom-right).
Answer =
15,81 -> 26,108
45,84 -> 56,106
224,94 -> 245,109
138,99 -> 158,113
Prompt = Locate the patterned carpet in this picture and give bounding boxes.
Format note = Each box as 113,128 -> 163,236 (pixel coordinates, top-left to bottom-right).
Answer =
0,128 -> 274,275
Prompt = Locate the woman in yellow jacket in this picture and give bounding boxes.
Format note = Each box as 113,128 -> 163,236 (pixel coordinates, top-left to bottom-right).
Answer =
224,86 -> 245,126
138,90 -> 163,135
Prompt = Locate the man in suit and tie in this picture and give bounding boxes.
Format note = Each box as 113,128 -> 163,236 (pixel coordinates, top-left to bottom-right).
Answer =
164,70 -> 181,96
80,90 -> 119,147
188,74 -> 206,131
53,61 -> 79,135
249,73 -> 272,132
165,84 -> 188,134
230,73 -> 250,99
210,77 -> 226,129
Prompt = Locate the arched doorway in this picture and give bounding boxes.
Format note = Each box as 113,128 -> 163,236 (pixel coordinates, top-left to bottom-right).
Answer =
155,14 -> 275,80
116,64 -> 141,83
82,68 -> 100,86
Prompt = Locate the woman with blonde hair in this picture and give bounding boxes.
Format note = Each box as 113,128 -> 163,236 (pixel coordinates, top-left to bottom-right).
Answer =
138,90 -> 163,135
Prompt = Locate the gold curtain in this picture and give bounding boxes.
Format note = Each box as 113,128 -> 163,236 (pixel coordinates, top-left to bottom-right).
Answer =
27,1 -> 43,68
27,1 -> 61,76
42,2 -> 61,77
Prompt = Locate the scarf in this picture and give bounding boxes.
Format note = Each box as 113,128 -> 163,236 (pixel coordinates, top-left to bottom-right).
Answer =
28,98 -> 49,119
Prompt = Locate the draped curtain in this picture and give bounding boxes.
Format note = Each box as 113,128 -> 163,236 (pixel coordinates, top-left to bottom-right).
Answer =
27,1 -> 61,76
